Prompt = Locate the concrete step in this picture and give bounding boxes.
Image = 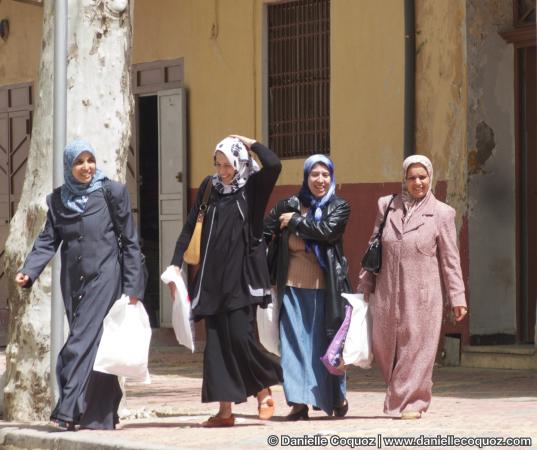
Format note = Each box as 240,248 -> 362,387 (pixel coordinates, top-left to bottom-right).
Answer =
461,344 -> 537,370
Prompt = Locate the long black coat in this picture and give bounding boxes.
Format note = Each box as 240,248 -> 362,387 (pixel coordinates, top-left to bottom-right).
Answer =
21,180 -> 145,428
171,142 -> 281,320
263,195 -> 352,338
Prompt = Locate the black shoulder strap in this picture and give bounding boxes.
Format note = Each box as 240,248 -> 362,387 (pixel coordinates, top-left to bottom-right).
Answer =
376,194 -> 397,238
102,180 -> 122,239
198,177 -> 212,216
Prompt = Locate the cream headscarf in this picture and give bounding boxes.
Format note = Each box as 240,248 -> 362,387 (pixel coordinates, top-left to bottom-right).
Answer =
401,154 -> 433,223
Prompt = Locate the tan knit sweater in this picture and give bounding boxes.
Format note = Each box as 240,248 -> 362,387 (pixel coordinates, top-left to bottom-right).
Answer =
286,228 -> 325,289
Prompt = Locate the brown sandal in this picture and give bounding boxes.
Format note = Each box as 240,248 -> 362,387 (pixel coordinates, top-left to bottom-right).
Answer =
201,414 -> 235,428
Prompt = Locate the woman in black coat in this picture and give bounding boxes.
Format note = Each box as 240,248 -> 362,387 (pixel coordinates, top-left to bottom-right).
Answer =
168,135 -> 283,427
264,154 -> 351,420
15,139 -> 145,430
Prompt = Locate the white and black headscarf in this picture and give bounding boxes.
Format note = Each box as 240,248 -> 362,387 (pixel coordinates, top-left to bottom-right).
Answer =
211,136 -> 260,195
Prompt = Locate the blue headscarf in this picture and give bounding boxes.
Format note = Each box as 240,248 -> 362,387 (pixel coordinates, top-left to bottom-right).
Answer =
60,139 -> 107,213
297,154 -> 336,269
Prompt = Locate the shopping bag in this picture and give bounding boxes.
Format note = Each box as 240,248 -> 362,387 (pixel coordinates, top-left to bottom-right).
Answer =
341,292 -> 373,368
94,295 -> 152,383
320,303 -> 353,376
160,266 -> 195,352
256,290 -> 280,356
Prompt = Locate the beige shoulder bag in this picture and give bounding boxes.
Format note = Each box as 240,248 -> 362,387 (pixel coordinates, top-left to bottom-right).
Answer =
183,180 -> 212,265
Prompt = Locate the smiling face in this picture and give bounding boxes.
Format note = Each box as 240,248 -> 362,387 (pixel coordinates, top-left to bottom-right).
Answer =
405,163 -> 430,200
214,151 -> 236,185
307,162 -> 331,199
71,151 -> 96,184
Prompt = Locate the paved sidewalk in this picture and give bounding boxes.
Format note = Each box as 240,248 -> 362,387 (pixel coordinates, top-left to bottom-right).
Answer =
0,341 -> 536,450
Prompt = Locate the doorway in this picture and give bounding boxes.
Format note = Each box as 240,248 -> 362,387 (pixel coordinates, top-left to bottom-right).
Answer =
519,44 -> 536,343
135,89 -> 187,328
138,95 -> 159,327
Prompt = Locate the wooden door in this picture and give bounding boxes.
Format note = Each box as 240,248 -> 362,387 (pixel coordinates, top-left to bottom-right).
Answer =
0,84 -> 32,346
158,89 -> 187,327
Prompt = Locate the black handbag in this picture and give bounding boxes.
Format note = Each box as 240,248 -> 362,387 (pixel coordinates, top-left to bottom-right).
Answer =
361,194 -> 396,273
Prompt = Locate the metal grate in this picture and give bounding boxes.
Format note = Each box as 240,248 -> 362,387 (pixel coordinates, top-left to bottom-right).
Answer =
515,0 -> 536,26
267,0 -> 330,158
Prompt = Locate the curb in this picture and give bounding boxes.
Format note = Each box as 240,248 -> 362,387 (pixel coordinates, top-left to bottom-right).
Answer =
0,425 -> 184,450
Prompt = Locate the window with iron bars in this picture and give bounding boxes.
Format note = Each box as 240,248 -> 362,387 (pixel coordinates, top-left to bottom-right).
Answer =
267,0 -> 330,158
514,0 -> 536,27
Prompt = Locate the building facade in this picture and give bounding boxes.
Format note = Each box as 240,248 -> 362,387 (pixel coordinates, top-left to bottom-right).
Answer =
0,0 -> 535,362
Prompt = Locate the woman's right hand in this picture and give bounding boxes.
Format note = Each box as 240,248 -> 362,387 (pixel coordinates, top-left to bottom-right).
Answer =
15,272 -> 29,287
279,212 -> 296,229
167,265 -> 181,299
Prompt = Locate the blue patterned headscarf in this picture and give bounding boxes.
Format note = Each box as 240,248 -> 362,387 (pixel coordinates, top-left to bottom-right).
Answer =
297,154 -> 336,269
60,139 -> 107,213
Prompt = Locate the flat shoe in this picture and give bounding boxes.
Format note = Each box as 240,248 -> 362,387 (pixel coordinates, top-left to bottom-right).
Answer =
286,405 -> 309,421
400,411 -> 421,420
258,396 -> 275,420
202,414 -> 235,428
51,419 -> 75,431
333,399 -> 349,418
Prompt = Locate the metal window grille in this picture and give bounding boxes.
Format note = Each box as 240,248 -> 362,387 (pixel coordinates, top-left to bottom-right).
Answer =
268,0 -> 330,158
515,0 -> 536,27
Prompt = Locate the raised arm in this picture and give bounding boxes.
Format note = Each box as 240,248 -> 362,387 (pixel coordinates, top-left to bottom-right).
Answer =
242,139 -> 282,239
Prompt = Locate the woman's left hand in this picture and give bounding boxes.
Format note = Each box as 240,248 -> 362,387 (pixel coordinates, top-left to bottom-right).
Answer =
129,296 -> 140,305
453,306 -> 468,321
279,212 -> 295,229
229,134 -> 256,149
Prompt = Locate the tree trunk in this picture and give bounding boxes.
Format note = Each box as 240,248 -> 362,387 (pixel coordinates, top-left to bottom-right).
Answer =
3,0 -> 133,421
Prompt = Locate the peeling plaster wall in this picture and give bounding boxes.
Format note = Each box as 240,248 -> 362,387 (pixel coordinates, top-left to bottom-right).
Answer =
415,0 -> 468,229
466,0 -> 516,336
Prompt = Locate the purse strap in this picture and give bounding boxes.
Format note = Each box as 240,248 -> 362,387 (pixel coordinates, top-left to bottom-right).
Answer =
375,194 -> 397,240
102,180 -> 123,247
197,177 -> 213,221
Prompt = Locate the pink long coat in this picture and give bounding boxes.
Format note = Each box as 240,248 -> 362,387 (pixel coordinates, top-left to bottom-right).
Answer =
357,193 -> 466,416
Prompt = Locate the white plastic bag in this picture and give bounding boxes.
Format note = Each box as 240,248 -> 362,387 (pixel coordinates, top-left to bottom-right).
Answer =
256,290 -> 280,356
160,266 -> 195,352
341,292 -> 373,368
94,295 -> 152,383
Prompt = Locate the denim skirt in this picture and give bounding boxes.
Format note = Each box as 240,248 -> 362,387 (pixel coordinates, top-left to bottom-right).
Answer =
279,286 -> 346,415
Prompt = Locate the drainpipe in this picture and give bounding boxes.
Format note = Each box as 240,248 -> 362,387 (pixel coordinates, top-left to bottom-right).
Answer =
404,0 -> 416,157
51,0 -> 67,406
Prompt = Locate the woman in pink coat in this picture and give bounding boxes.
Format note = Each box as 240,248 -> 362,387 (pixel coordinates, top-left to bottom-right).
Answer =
357,155 -> 468,419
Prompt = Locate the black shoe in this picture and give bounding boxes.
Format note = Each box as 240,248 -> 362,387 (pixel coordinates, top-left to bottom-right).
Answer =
286,405 -> 309,421
51,419 -> 76,431
333,399 -> 349,418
